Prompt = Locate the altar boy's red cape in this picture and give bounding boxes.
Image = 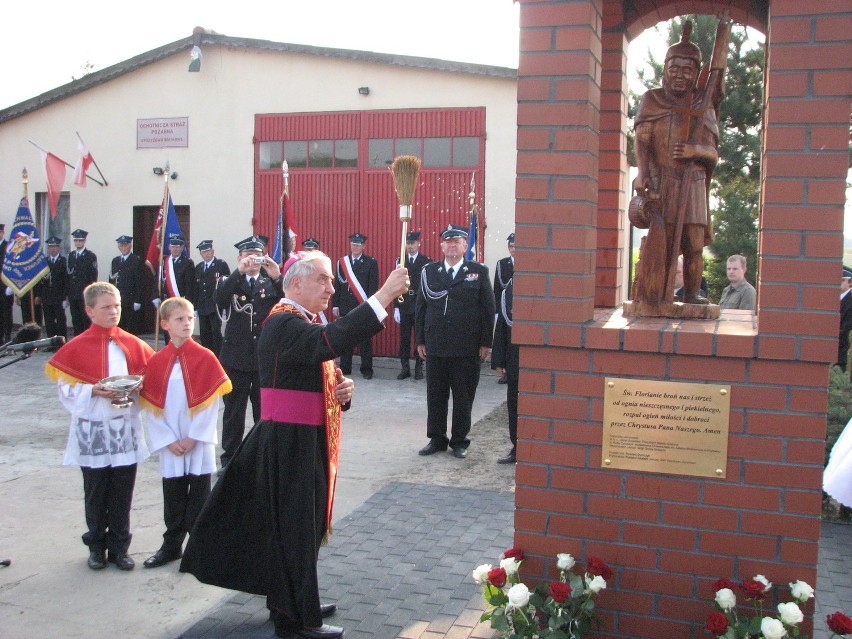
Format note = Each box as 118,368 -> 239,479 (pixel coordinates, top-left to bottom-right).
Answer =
139,339 -> 232,416
45,324 -> 153,385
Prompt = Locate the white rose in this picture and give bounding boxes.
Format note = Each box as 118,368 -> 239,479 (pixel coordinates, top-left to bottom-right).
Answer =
507,583 -> 530,608
754,574 -> 772,592
472,563 -> 492,585
556,553 -> 576,571
585,575 -> 607,594
500,557 -> 521,575
788,580 -> 814,603
760,617 -> 787,639
777,602 -> 803,626
715,588 -> 737,611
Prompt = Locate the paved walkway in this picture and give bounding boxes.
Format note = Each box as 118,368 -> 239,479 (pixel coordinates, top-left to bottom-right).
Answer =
177,482 -> 851,639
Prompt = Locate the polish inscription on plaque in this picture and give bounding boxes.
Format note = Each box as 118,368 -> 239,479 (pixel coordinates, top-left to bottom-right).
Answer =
602,378 -> 730,478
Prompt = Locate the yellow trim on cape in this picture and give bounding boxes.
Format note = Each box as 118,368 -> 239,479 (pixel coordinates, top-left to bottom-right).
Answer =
45,362 -> 87,386
139,379 -> 232,417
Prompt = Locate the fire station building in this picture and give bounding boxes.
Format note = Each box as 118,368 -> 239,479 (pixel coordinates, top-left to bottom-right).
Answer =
0,29 -> 517,350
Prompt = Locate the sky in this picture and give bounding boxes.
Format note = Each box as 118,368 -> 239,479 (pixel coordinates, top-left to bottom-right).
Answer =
2,1 -> 847,241
1,0 -> 524,110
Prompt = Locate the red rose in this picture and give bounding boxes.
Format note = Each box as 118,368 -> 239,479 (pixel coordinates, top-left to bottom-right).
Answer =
488,567 -> 507,588
704,612 -> 729,636
827,612 -> 852,635
740,580 -> 767,600
712,578 -> 737,592
503,548 -> 525,561
586,557 -> 614,581
550,581 -> 571,603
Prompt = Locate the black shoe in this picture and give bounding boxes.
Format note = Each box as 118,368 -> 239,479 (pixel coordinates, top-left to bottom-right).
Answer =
361,371 -> 373,380
450,447 -> 467,459
498,374 -> 508,384
107,552 -> 135,571
418,440 -> 448,456
498,448 -> 517,464
396,369 -> 411,380
294,625 -> 344,639
143,547 -> 182,568
320,603 -> 337,618
414,368 -> 424,380
87,550 -> 107,570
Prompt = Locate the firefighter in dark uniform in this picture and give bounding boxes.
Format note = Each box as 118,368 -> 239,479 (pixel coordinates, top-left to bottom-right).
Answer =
194,240 -> 231,354
67,229 -> 98,336
155,235 -> 196,304
42,236 -> 69,341
217,236 -> 283,469
393,231 -> 430,380
492,232 -> 515,384
492,279 -> 519,464
332,232 -> 379,378
154,235 -> 195,344
110,235 -> 145,335
415,224 -> 495,459
0,224 -> 12,342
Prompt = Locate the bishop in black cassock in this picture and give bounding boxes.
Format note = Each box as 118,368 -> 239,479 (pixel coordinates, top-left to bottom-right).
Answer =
181,251 -> 409,639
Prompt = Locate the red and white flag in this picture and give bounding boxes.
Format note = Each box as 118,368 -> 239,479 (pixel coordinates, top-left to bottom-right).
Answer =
73,138 -> 94,187
40,152 -> 66,219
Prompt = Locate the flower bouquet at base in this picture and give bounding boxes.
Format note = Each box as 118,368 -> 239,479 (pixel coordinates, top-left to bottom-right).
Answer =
473,548 -> 611,639
705,574 -> 852,639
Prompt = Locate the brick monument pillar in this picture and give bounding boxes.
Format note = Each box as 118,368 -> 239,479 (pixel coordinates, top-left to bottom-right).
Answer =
512,0 -> 852,637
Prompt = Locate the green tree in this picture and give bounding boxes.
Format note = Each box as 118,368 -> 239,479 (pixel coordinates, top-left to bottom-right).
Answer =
629,15 -> 764,301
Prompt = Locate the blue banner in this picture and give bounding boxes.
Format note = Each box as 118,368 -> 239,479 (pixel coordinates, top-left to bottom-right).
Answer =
465,208 -> 478,262
271,209 -> 283,264
164,195 -> 188,259
1,197 -> 49,296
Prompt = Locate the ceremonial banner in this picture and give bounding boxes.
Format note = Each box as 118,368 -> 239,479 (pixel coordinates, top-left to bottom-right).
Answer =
283,189 -> 298,244
1,198 -> 49,296
40,151 -> 66,219
465,208 -> 478,261
145,194 -> 186,274
271,210 -> 284,264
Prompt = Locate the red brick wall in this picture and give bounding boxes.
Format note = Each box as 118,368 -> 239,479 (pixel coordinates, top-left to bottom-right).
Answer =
513,1 -> 851,637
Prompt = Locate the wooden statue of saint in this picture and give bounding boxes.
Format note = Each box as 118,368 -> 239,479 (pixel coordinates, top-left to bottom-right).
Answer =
625,15 -> 732,319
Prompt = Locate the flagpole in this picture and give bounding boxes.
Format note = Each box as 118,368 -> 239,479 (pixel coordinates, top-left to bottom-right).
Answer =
75,131 -> 108,186
27,140 -> 105,187
153,164 -> 171,350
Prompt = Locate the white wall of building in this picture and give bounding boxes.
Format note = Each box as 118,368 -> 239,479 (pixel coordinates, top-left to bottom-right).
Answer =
0,44 -> 518,280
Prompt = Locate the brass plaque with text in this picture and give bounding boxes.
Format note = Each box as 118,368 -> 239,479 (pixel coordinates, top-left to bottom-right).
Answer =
602,378 -> 730,478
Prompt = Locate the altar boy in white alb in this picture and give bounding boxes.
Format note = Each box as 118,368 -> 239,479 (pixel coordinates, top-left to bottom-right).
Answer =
45,282 -> 154,572
140,297 -> 232,568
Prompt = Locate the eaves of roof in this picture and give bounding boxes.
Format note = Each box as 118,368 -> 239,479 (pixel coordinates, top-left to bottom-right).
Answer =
0,32 -> 517,125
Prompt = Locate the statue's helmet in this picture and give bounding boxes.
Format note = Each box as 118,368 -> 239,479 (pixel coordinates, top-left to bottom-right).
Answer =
664,20 -> 702,68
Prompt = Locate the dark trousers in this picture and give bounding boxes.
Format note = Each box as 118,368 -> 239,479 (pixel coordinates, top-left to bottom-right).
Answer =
118,303 -> 140,335
161,474 -> 211,552
42,303 -> 67,339
70,297 -> 90,336
221,368 -> 260,466
339,338 -> 373,374
398,311 -> 423,371
507,377 -> 519,446
0,292 -> 12,342
80,464 -> 137,554
198,312 -> 223,355
839,329 -> 850,371
425,355 -> 481,449
20,296 -> 43,325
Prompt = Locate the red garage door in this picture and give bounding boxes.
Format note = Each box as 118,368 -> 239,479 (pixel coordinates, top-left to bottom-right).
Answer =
253,107 -> 486,357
